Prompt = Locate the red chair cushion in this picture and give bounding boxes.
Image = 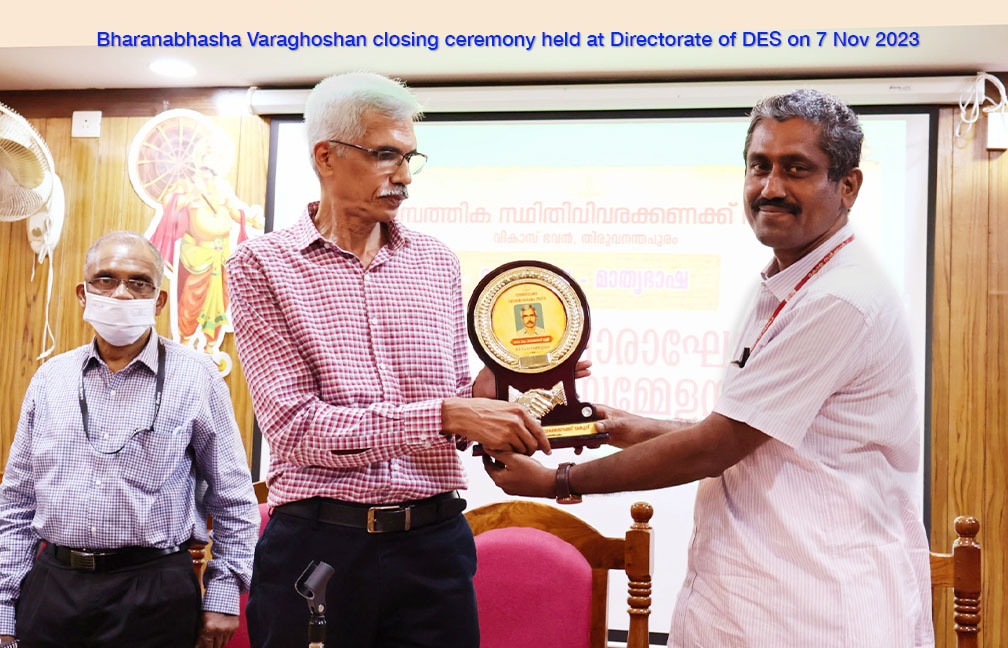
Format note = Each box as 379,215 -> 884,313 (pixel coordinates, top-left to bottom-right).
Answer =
473,526 -> 592,648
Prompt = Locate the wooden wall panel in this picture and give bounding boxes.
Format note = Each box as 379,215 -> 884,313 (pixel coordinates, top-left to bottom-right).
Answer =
947,110 -> 988,522
93,118 -> 129,233
930,108 -> 1005,648
0,104 -> 268,469
982,143 -> 1007,648
930,108 -> 953,644
0,88 -> 252,119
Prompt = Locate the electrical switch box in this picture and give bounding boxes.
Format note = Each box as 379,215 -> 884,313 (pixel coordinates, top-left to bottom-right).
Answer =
71,111 -> 102,138
988,111 -> 1008,150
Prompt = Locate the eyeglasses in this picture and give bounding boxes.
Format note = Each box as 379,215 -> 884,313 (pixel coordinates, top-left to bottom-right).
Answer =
87,276 -> 158,298
327,139 -> 428,175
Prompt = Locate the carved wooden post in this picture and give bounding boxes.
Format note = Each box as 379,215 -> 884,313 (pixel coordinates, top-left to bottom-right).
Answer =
189,543 -> 207,588
625,502 -> 654,648
952,516 -> 981,648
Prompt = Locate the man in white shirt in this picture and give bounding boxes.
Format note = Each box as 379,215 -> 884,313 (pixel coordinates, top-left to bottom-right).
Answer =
484,89 -> 933,647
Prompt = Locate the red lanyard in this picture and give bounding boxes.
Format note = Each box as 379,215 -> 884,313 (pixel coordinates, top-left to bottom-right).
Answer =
734,234 -> 854,368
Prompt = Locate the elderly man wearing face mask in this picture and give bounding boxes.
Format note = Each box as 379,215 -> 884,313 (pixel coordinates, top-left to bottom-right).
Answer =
0,231 -> 259,648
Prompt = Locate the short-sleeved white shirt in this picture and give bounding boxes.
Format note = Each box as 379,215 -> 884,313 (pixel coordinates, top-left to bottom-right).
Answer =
668,224 -> 933,647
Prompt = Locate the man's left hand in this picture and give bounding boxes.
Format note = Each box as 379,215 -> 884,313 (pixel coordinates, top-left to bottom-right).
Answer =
472,366 -> 497,399
483,451 -> 556,498
472,360 -> 592,399
196,611 -> 239,648
572,359 -> 592,380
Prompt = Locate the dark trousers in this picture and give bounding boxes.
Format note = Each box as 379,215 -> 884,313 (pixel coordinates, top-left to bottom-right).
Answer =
15,544 -> 201,648
248,507 -> 479,648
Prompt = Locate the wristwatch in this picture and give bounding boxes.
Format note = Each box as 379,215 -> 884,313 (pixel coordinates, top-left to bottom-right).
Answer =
555,462 -> 582,504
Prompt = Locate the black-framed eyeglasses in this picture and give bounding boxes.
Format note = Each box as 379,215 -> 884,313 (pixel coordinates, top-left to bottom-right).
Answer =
87,276 -> 158,298
327,139 -> 427,175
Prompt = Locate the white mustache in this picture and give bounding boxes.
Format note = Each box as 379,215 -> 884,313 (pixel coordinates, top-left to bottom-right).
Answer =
379,187 -> 408,199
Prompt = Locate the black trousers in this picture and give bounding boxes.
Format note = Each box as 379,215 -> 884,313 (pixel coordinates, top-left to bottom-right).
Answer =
248,507 -> 479,648
14,544 -> 201,648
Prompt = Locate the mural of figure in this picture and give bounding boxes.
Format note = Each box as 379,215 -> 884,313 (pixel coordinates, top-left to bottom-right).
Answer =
129,110 -> 264,373
151,136 -> 264,349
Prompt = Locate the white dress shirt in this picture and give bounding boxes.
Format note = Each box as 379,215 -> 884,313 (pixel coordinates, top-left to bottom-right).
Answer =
669,224 -> 933,647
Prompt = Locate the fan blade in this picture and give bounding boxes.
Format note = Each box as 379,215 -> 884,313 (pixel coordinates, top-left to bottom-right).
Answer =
0,163 -> 43,221
0,136 -> 45,189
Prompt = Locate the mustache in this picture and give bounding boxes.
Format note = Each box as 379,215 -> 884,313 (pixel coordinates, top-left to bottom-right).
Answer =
751,197 -> 800,214
378,186 -> 409,199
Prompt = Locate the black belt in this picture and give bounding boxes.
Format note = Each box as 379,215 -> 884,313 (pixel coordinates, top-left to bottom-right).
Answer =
274,491 -> 466,534
50,542 -> 190,572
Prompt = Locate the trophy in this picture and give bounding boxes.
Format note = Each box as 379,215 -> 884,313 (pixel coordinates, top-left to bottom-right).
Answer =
467,260 -> 606,453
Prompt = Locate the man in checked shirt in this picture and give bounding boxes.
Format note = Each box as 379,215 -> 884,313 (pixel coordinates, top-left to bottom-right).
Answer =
0,231 -> 260,648
226,72 -> 551,648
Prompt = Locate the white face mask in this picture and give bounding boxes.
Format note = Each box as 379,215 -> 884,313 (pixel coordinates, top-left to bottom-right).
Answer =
83,292 -> 156,347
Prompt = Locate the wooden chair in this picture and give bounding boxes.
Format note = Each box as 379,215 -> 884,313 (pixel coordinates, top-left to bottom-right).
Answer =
465,500 -> 653,648
930,515 -> 981,648
189,534 -> 208,580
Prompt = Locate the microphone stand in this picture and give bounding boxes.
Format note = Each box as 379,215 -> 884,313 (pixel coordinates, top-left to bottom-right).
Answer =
295,560 -> 336,648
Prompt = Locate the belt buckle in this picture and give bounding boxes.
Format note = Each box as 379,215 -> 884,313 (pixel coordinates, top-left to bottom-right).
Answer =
69,550 -> 97,571
367,505 -> 410,534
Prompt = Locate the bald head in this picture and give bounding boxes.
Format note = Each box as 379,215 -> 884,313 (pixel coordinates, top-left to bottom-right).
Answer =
84,231 -> 165,287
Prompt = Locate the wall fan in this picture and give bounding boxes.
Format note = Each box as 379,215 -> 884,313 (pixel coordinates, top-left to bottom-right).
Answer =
0,101 -> 66,359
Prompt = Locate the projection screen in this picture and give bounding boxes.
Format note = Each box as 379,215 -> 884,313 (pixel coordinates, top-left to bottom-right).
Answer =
261,105 -> 934,644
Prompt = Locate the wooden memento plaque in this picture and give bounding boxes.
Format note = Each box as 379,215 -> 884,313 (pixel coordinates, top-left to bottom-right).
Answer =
467,261 -> 605,453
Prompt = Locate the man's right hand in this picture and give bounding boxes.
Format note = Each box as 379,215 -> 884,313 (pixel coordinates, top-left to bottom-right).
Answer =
595,404 -> 670,448
1,635 -> 16,645
442,398 -> 551,455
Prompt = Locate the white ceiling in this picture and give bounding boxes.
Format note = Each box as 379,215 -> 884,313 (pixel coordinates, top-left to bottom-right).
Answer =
0,25 -> 1005,92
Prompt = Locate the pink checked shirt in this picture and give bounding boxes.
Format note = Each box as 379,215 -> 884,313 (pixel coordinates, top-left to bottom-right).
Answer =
669,224 -> 933,647
226,204 -> 472,506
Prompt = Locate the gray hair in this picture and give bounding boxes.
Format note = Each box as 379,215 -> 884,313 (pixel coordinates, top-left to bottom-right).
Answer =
744,89 -> 863,182
304,72 -> 423,175
84,230 -> 165,288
